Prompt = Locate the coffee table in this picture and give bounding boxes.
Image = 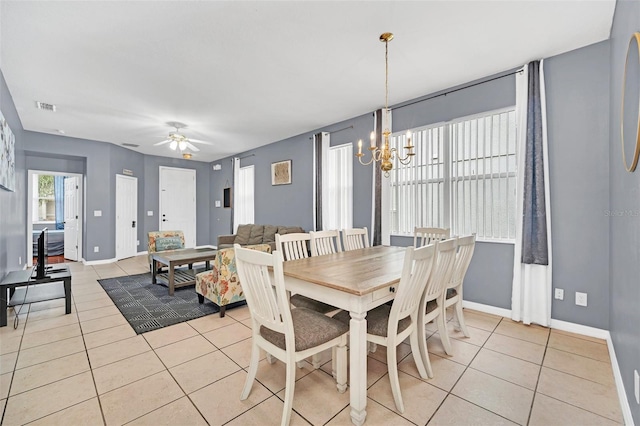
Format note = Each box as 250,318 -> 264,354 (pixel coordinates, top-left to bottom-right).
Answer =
151,247 -> 218,295
1,265 -> 72,327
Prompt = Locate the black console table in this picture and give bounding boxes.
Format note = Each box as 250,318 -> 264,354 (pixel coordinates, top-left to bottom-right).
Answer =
0,265 -> 72,327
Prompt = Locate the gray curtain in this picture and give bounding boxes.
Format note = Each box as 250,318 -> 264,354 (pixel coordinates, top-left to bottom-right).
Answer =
314,132 -> 323,231
522,60 -> 548,265
372,110 -> 383,246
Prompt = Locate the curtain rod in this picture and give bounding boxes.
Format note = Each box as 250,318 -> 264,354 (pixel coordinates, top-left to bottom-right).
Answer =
308,125 -> 353,140
393,68 -> 524,111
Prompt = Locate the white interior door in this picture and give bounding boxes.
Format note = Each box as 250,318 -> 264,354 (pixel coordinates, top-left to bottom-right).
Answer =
159,166 -> 196,248
116,174 -> 138,259
63,176 -> 80,261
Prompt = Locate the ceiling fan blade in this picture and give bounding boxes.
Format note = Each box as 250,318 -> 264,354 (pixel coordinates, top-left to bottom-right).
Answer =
185,142 -> 200,152
188,138 -> 214,145
153,139 -> 170,146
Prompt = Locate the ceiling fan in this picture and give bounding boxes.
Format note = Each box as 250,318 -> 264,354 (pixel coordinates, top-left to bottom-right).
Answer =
153,122 -> 213,157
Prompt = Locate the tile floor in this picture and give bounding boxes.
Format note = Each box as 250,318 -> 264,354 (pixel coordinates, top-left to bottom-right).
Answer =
0,255 -> 624,425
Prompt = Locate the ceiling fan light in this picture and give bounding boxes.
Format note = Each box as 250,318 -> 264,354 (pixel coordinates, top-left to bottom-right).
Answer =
178,141 -> 187,151
169,140 -> 178,150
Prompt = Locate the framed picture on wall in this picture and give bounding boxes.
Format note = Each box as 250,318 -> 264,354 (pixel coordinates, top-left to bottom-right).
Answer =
0,109 -> 16,192
271,159 -> 292,185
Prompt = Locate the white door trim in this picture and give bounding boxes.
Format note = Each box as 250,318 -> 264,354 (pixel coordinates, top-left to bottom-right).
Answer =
159,166 -> 197,248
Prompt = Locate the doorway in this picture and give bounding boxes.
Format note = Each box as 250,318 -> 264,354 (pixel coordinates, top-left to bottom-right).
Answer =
115,174 -> 138,260
159,166 -> 196,248
27,170 -> 84,265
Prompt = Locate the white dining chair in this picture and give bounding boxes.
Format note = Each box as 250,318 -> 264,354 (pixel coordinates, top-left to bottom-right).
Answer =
333,243 -> 437,413
234,245 -> 348,426
342,227 -> 370,251
310,229 -> 342,256
443,234 -> 476,338
275,232 -> 311,261
417,237 -> 458,376
413,227 -> 450,247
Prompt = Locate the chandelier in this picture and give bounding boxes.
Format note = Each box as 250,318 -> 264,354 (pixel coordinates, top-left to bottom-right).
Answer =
168,132 -> 193,159
356,32 -> 414,177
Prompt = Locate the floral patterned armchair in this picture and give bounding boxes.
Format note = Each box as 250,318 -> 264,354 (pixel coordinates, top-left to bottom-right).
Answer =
195,244 -> 271,317
147,230 -> 187,272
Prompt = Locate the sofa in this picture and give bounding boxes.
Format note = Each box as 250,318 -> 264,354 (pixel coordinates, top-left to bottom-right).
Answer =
217,224 -> 304,252
195,243 -> 272,317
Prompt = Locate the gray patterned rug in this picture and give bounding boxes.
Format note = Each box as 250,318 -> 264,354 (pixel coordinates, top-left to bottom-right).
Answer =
97,272 -> 220,334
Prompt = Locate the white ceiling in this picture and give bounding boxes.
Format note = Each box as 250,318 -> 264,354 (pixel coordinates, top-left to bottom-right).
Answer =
0,1 -> 615,162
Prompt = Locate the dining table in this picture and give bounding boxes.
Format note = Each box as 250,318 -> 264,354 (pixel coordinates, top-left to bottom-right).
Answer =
282,245 -> 407,426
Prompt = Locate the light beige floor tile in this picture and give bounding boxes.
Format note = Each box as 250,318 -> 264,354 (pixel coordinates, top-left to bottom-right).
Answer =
28,397 -> 104,426
368,370 -> 447,425
529,393 -> 621,426
3,371 -> 96,425
0,398 -> 6,419
248,357 -> 316,394
15,335 -> 85,369
88,335 -> 151,369
190,370 -> 271,425
127,396 -> 207,426
0,352 -> 18,375
462,310 -> 502,332
368,342 -> 413,365
427,333 -> 481,366
548,333 -> 610,362
0,334 -> 22,355
317,351 -> 388,389
73,291 -> 112,303
275,369 -> 350,425
202,322 -> 252,349
75,297 -> 114,312
224,305 -> 252,321
0,372 -> 11,399
444,322 -> 492,347
543,347 -> 615,387
470,348 -> 540,390
93,350 -> 165,394
494,320 -> 550,345
484,332 -> 546,364
20,322 -> 82,350
187,313 -> 236,334
550,328 -> 608,345
28,299 -> 67,312
26,305 -> 75,322
80,313 -> 128,334
0,320 -> 24,338
227,395 -> 310,426
169,350 -> 240,394
221,338 -> 266,369
327,398 -> 415,426
398,352 -> 466,392
537,367 -> 623,422
154,335 -> 217,368
100,370 -> 184,425
24,313 -> 79,334
452,368 -> 533,425
72,284 -> 106,296
430,394 -> 518,425
77,305 -> 120,322
241,318 -> 253,329
143,322 -> 198,349
83,323 -> 137,349
11,352 -> 90,396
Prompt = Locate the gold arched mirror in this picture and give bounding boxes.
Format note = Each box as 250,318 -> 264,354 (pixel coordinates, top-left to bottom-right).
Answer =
621,32 -> 640,172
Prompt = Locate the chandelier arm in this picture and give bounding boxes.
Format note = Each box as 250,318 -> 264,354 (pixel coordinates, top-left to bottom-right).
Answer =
357,155 -> 376,166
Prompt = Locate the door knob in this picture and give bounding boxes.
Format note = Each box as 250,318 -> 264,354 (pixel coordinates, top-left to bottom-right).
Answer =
162,219 -> 167,222
132,221 -> 136,228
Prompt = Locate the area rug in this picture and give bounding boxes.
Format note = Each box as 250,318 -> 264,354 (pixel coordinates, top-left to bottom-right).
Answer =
97,272 -> 220,334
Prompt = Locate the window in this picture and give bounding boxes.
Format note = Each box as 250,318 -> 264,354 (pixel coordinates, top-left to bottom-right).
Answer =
32,174 -> 56,223
323,144 -> 353,230
387,108 -> 517,241
235,165 -> 255,228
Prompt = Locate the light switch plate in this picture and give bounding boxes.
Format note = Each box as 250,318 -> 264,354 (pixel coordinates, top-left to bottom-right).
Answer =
554,288 -> 564,300
215,200 -> 221,208
93,246 -> 99,253
147,211 -> 153,216
94,210 -> 102,217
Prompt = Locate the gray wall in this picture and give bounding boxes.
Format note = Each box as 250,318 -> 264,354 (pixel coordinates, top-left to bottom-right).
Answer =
609,0 -> 640,422
0,69 -> 26,278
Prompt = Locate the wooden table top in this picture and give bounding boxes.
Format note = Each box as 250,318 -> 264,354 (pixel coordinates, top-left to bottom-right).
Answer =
150,247 -> 217,263
282,245 -> 407,296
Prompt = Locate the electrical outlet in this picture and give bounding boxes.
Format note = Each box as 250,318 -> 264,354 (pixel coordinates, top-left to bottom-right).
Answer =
94,246 -> 99,253
18,256 -> 22,265
575,292 -> 588,307
634,370 -> 639,404
554,288 -> 564,300
136,240 -> 140,246
147,210 -> 153,216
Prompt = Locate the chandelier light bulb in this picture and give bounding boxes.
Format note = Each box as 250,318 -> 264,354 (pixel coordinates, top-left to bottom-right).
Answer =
178,141 -> 187,151
169,140 -> 178,150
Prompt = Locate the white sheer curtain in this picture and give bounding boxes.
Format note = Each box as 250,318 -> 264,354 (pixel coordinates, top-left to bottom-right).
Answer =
323,143 -> 353,230
512,61 -> 553,326
232,158 -> 254,233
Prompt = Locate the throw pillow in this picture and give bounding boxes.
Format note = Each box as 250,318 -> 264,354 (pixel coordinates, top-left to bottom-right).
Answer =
234,224 -> 252,245
263,225 -> 278,244
155,237 -> 184,251
248,225 -> 264,245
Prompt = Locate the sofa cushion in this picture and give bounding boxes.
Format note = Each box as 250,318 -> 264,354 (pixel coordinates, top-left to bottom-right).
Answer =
248,225 -> 265,245
277,226 -> 304,235
155,237 -> 184,251
263,225 -> 279,244
235,224 -> 252,245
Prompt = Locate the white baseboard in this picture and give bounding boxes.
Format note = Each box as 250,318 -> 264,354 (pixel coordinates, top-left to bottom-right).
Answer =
462,300 -> 512,318
83,258 -> 117,266
464,302 -> 634,425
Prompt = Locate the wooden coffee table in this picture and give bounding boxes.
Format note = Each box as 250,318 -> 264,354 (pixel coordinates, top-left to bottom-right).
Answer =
151,247 -> 218,295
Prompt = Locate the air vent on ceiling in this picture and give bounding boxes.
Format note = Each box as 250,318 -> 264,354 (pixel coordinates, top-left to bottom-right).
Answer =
122,143 -> 139,148
36,101 -> 56,112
